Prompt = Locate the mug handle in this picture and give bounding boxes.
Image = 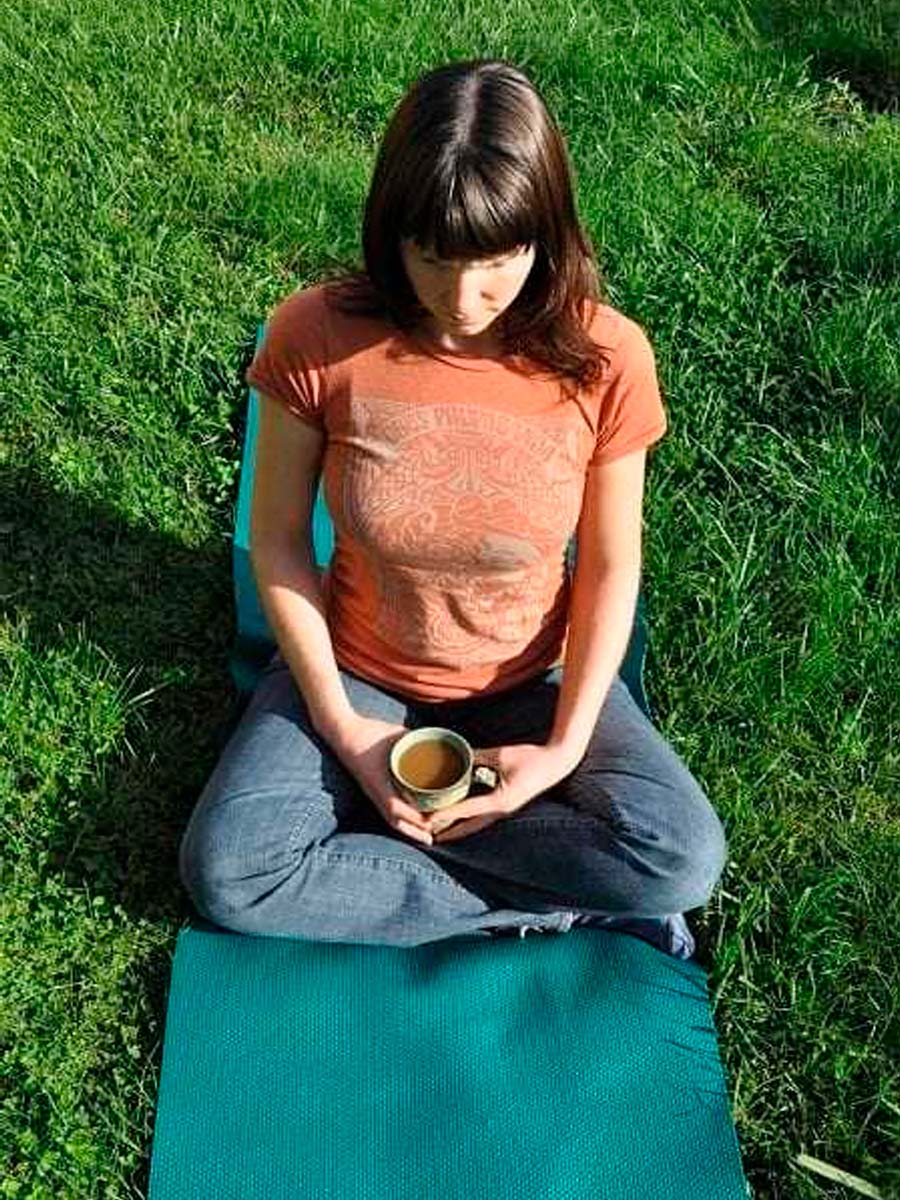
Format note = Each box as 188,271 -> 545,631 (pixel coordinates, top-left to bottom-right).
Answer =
472,763 -> 499,790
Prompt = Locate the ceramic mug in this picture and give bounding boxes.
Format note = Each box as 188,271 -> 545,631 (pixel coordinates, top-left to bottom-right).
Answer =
389,727 -> 498,813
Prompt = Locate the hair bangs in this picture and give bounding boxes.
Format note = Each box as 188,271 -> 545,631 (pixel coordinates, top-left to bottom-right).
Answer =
403,159 -> 537,262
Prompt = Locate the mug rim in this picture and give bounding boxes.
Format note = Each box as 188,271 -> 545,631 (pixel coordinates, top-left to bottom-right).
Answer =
390,726 -> 473,793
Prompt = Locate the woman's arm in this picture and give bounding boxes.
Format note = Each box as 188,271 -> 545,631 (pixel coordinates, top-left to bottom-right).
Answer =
548,446 -> 648,764
251,394 -> 433,844
250,392 -> 355,742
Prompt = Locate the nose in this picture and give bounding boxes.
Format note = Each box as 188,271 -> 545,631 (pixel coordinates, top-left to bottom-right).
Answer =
443,266 -> 489,315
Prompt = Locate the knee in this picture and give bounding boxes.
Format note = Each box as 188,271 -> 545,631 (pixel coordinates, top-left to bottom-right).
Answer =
178,818 -> 234,929
664,783 -> 728,913
178,810 -> 278,934
595,777 -> 727,917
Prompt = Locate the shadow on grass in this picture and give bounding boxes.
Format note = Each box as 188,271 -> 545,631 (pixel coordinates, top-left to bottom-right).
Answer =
0,459 -> 251,1195
0,463 -> 244,920
749,0 -> 900,114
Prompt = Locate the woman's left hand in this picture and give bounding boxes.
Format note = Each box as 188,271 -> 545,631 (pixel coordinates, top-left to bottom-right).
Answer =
421,742 -> 581,842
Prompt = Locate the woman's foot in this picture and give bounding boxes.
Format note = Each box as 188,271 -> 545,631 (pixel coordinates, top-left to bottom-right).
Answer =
570,912 -> 696,960
483,912 -> 695,958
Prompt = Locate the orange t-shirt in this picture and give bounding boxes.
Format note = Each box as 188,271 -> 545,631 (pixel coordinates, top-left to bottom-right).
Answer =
245,283 -> 667,700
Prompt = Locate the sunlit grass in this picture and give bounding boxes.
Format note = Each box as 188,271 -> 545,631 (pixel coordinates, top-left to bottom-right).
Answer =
1,0 -> 898,1195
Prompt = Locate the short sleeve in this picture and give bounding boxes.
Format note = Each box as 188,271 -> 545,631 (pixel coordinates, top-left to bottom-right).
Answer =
245,286 -> 329,428
589,315 -> 667,467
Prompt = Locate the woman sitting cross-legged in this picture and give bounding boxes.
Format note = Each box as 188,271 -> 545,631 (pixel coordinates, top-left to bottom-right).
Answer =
179,58 -> 727,957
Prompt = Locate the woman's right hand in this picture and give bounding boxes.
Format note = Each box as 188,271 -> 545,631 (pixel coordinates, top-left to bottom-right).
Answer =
327,713 -> 435,847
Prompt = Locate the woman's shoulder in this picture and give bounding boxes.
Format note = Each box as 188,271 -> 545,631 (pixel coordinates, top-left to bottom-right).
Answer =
579,302 -> 658,397
262,281 -> 332,335
261,278 -> 388,357
584,300 -> 655,359
254,284 -> 334,375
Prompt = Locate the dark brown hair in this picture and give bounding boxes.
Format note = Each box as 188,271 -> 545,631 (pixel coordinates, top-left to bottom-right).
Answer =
321,58 -> 610,394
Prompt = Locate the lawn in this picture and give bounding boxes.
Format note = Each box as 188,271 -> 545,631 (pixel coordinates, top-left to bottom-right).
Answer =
1,0 -> 898,1196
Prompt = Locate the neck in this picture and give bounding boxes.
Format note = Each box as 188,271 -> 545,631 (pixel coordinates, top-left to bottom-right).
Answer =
424,320 -> 504,358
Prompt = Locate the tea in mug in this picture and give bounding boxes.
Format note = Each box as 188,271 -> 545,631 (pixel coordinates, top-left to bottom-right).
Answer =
397,740 -> 466,790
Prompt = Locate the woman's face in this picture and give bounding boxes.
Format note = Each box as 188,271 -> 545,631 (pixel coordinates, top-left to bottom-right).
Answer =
399,239 -> 536,348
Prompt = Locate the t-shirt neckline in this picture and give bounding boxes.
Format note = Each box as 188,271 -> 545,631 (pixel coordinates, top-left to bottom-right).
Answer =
399,325 -> 512,372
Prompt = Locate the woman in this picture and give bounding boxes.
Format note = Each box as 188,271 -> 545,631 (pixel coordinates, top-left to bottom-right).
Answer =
179,58 -> 727,956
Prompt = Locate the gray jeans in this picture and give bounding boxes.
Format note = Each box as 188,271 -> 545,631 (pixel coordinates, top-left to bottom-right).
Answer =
179,658 -> 727,947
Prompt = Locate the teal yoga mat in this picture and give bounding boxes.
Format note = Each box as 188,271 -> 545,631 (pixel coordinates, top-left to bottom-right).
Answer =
148,922 -> 748,1199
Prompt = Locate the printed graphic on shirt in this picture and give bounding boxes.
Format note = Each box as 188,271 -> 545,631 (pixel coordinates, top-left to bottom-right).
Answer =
327,394 -> 589,664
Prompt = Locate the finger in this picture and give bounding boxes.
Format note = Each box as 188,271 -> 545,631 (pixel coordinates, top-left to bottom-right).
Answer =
434,813 -> 501,842
396,820 -> 433,846
422,797 -> 487,829
387,796 -> 430,828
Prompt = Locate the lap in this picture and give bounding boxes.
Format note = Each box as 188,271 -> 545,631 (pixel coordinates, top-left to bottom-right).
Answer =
425,671 -> 725,914
197,659 -> 710,831
182,660 -> 725,922
192,659 -> 718,857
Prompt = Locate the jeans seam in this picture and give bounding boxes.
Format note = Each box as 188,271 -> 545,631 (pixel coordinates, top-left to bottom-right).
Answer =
516,810 -> 660,844
503,817 -> 595,832
561,770 -> 660,839
306,845 -> 482,895
287,810 -> 320,854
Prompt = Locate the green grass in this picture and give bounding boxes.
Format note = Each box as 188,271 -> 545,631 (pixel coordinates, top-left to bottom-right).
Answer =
1,0 -> 899,1195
